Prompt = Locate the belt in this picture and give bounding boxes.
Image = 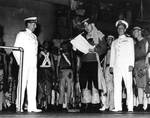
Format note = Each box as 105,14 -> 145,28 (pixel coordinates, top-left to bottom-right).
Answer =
60,67 -> 72,70
135,57 -> 145,62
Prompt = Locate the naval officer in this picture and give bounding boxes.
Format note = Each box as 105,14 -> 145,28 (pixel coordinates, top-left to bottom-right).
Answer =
110,20 -> 134,112
13,17 -> 41,112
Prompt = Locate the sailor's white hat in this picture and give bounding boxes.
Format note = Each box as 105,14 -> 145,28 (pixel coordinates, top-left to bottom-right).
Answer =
133,26 -> 142,31
107,35 -> 114,39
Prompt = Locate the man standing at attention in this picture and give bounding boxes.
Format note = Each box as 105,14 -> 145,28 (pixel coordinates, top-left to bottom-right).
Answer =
110,20 -> 135,112
13,17 -> 41,112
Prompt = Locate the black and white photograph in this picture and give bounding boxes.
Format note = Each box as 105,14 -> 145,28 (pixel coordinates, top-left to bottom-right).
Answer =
0,0 -> 150,118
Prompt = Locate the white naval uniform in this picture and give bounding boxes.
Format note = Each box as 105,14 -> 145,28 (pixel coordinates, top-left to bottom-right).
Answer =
13,28 -> 38,111
110,35 -> 134,111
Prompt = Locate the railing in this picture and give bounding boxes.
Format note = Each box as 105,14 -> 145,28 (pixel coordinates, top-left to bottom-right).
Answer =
0,46 -> 24,112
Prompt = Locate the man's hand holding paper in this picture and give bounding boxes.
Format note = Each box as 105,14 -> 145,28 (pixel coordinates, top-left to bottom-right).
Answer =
70,34 -> 95,54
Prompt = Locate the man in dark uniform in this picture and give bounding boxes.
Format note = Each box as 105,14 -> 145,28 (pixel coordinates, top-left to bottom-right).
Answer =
37,41 -> 55,110
57,40 -> 74,111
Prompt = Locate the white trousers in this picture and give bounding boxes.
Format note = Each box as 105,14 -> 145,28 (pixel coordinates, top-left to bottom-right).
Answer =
114,66 -> 133,111
16,65 -> 37,111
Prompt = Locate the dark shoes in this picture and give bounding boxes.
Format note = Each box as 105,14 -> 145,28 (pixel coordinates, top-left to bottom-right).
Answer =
136,104 -> 144,112
146,104 -> 150,112
80,103 -> 101,113
133,106 -> 138,112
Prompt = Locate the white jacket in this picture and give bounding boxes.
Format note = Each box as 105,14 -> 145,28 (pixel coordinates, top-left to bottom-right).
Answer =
13,28 -> 38,67
110,35 -> 134,68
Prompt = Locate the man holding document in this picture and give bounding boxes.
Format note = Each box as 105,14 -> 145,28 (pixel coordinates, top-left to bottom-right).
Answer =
71,18 -> 107,112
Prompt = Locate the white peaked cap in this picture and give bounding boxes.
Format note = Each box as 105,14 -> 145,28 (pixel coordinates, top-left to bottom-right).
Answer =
115,20 -> 129,29
24,17 -> 37,22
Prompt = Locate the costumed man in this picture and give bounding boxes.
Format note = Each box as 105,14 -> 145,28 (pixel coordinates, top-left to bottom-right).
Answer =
6,52 -> 19,111
50,38 -> 63,111
76,18 -> 107,112
110,20 -> 134,112
13,17 -> 41,112
37,41 -> 55,111
146,41 -> 150,112
102,35 -> 115,111
132,26 -> 150,111
0,46 -> 7,111
57,40 -> 74,111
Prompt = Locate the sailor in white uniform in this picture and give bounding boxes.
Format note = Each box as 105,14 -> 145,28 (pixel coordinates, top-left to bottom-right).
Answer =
110,20 -> 134,112
13,17 -> 41,112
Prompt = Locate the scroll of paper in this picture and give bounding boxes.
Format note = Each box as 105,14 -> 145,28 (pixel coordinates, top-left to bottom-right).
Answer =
70,34 -> 95,54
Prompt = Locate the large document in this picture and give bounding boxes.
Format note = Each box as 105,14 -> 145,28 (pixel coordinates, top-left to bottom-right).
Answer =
70,34 -> 95,54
